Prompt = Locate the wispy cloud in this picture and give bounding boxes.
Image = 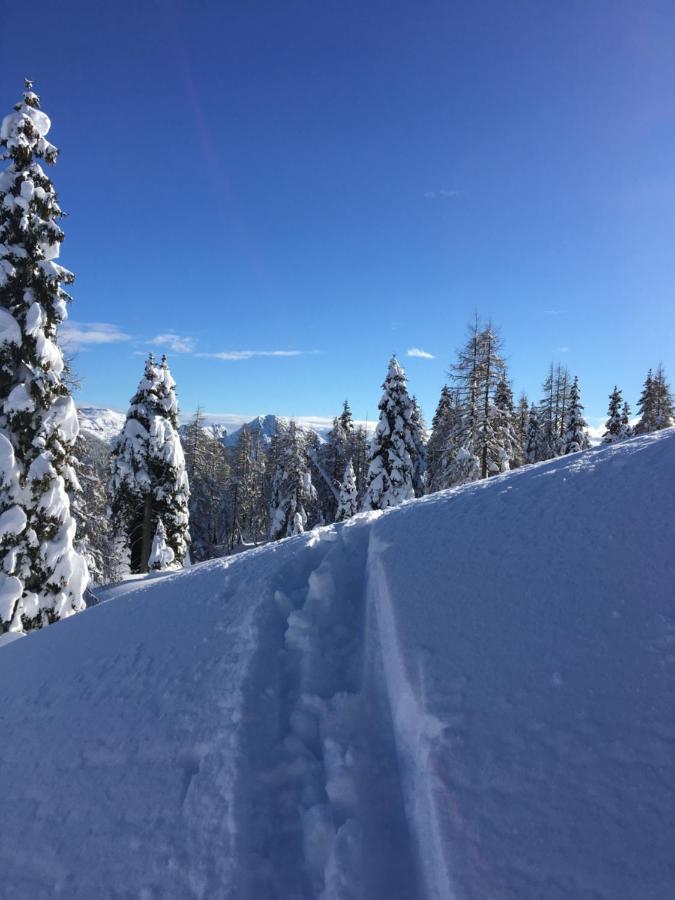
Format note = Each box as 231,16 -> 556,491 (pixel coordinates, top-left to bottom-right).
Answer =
424,189 -> 458,200
196,349 -> 319,361
60,321 -> 131,351
406,347 -> 435,359
556,346 -> 570,354
543,308 -> 565,316
148,332 -> 197,354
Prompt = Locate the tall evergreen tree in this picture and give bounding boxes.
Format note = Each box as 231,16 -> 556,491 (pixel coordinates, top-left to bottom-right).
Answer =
561,376 -> 589,454
409,395 -> 427,497
183,409 -> 229,560
448,318 -> 509,483
493,376 -> 520,470
350,424 -> 370,503
515,392 -> 529,466
362,357 -> 417,510
426,385 -> 454,493
634,369 -> 656,435
621,400 -> 632,436
269,420 -> 316,539
524,404 -> 541,464
109,354 -> 190,572
0,82 -> 88,632
652,364 -> 674,430
72,432 -> 117,586
602,387 -> 625,444
318,402 -> 354,522
335,459 -> 358,521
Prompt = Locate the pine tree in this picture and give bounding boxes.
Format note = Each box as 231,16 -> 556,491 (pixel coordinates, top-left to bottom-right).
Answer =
350,425 -> 370,503
317,402 -> 354,522
447,318 -> 510,483
561,376 -> 589,454
362,357 -> 417,510
409,395 -> 427,497
621,400 -> 632,437
335,459 -> 358,521
426,385 -> 453,493
148,518 -> 174,571
634,369 -> 656,435
0,82 -> 88,632
269,420 -> 316,539
109,354 -> 190,573
72,432 -> 118,586
652,364 -> 674,430
524,404 -> 541,464
602,387 -> 624,444
183,409 -> 229,560
493,376 -> 520,470
515,392 -> 529,466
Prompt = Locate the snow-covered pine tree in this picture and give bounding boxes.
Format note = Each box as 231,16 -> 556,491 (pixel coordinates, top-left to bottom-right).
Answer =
335,459 -> 358,521
269,420 -> 316,539
554,364 -> 570,450
72,432 -> 118,586
634,369 -> 656,435
426,385 -> 453,494
561,376 -> 589,454
183,408 -> 229,560
361,357 -> 417,510
515,392 -> 529,466
109,353 -> 190,573
226,425 -> 268,551
621,400 -> 632,437
350,424 -> 369,503
316,402 -> 353,522
652,364 -> 674,430
524,404 -> 541,464
447,318 -> 510,483
0,81 -> 88,632
602,387 -> 624,443
493,376 -> 520,470
148,518 -> 174,571
409,395 -> 427,497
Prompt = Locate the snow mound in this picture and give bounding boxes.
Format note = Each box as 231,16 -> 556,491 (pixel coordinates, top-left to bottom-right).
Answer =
1,431 -> 675,899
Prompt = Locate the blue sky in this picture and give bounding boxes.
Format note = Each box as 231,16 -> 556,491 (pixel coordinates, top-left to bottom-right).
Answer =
3,0 -> 675,428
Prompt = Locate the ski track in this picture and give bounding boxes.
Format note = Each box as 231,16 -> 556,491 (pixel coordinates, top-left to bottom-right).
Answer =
2,431 -> 675,899
227,516 -> 424,899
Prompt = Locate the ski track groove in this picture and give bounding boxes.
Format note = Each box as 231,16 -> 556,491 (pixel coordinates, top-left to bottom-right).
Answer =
226,519 -> 430,899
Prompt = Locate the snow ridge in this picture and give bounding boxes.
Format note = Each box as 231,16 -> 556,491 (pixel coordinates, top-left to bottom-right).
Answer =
1,431 -> 675,898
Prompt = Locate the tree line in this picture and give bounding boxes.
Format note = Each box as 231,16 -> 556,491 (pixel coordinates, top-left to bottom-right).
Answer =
1,82 -> 672,635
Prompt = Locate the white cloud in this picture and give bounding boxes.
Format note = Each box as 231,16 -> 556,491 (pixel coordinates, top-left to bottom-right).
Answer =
543,309 -> 565,316
196,349 -> 318,361
406,347 -> 435,359
557,346 -> 570,353
148,332 -> 197,354
60,321 -> 131,351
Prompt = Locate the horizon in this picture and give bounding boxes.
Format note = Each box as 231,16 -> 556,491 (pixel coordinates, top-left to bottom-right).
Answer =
3,0 -> 674,429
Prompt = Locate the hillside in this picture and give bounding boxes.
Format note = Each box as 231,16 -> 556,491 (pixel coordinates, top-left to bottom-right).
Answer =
1,430 -> 674,899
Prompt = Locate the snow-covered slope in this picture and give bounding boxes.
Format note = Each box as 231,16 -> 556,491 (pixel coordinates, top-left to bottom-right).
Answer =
2,431 -> 674,899
77,405 -> 126,443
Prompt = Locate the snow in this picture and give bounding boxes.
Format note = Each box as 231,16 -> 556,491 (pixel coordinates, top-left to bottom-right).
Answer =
1,430 -> 675,898
77,406 -> 376,448
0,505 -> 27,539
0,308 -> 21,345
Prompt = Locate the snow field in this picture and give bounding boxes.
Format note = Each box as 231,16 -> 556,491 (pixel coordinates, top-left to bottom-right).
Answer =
1,430 -> 674,898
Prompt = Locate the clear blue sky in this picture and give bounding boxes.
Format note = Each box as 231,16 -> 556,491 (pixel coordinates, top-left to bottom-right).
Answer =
3,0 -> 674,428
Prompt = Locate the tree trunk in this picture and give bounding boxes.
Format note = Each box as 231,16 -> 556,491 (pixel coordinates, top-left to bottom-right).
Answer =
140,493 -> 153,574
